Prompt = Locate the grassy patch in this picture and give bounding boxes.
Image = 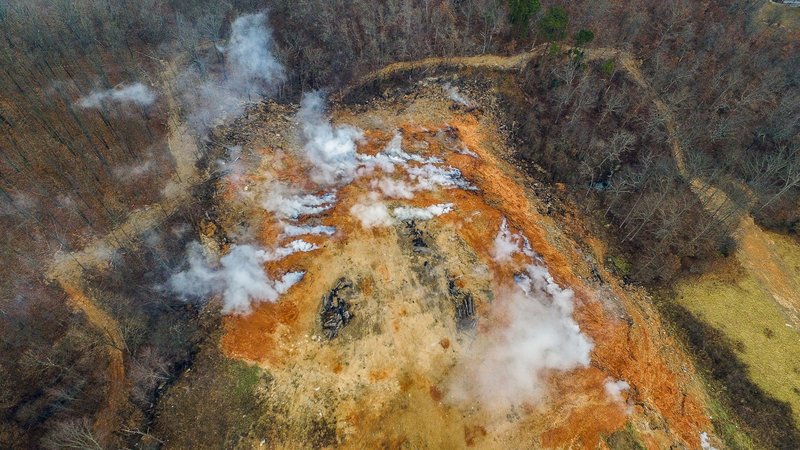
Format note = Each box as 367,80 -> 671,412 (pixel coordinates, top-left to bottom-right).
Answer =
660,297 -> 799,448
758,1 -> 800,30
675,267 -> 800,424
152,346 -> 269,449
604,422 -> 645,450
659,250 -> 800,448
706,396 -> 756,450
767,231 -> 800,279
607,255 -> 632,278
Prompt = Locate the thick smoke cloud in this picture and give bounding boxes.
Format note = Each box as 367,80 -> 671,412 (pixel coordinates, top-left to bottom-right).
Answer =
450,219 -> 593,408
180,12 -> 285,130
77,82 -> 156,109
297,91 -> 364,186
167,241 -> 315,314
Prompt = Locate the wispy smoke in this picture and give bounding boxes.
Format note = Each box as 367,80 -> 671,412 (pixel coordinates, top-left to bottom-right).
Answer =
450,219 -> 593,408
167,241 -> 315,314
603,378 -> 630,402
297,91 -> 364,186
77,82 -> 156,109
226,13 -> 285,94
282,223 -> 336,237
700,432 -> 718,450
491,217 -> 533,262
443,83 -> 472,107
370,178 -> 415,199
406,164 -> 473,191
180,12 -> 285,130
604,378 -> 633,414
261,182 -> 337,219
350,194 -> 393,228
393,203 -> 454,220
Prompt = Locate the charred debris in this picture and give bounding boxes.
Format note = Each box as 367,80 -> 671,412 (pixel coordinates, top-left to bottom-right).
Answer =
320,278 -> 354,340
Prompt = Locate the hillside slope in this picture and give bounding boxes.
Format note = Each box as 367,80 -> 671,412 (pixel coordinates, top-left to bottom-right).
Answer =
153,79 -> 719,449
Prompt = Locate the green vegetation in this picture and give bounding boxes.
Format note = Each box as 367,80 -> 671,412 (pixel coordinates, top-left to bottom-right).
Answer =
675,270 -> 800,425
232,362 -> 263,401
706,396 -> 757,449
605,422 -> 645,450
655,246 -> 800,449
574,29 -> 594,47
538,6 -> 568,41
608,255 -> 632,278
661,296 -> 800,448
601,58 -> 615,76
509,0 -> 540,35
154,350 -> 268,449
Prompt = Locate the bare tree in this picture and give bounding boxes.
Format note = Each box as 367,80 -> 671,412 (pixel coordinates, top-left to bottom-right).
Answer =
41,418 -> 102,450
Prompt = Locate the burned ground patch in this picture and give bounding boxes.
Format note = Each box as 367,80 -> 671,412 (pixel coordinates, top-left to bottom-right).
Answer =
320,278 -> 355,340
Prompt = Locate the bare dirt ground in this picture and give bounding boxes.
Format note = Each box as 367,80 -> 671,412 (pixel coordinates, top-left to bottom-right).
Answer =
215,87 -> 715,448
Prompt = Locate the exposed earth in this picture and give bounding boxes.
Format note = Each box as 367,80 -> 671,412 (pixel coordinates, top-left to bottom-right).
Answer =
166,80 -> 719,448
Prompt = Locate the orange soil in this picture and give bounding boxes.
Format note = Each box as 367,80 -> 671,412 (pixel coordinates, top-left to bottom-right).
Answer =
219,103 -> 711,448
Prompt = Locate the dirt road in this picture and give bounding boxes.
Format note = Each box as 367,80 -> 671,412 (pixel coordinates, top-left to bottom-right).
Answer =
44,58 -> 201,440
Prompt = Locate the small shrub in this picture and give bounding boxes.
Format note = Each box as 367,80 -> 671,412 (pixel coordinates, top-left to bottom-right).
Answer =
717,236 -> 738,257
601,59 -> 615,76
539,6 -> 568,41
608,255 -> 632,277
575,29 -> 595,47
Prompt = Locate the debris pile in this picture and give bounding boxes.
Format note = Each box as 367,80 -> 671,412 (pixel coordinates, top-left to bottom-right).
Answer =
449,277 -> 476,330
320,278 -> 354,339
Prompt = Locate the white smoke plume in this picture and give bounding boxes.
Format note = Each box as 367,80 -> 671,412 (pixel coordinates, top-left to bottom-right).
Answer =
350,194 -> 393,228
297,91 -> 364,186
700,432 -> 718,450
603,378 -> 630,402
393,203 -> 454,221
449,219 -> 592,408
282,224 -> 336,237
78,82 -> 156,109
261,182 -> 337,219
443,83 -> 472,107
406,164 -> 473,191
379,132 -> 442,165
113,158 -> 154,181
226,13 -> 285,94
167,241 -> 315,314
180,12 -> 285,130
491,217 -> 534,262
370,177 -> 415,199
604,378 -> 634,414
